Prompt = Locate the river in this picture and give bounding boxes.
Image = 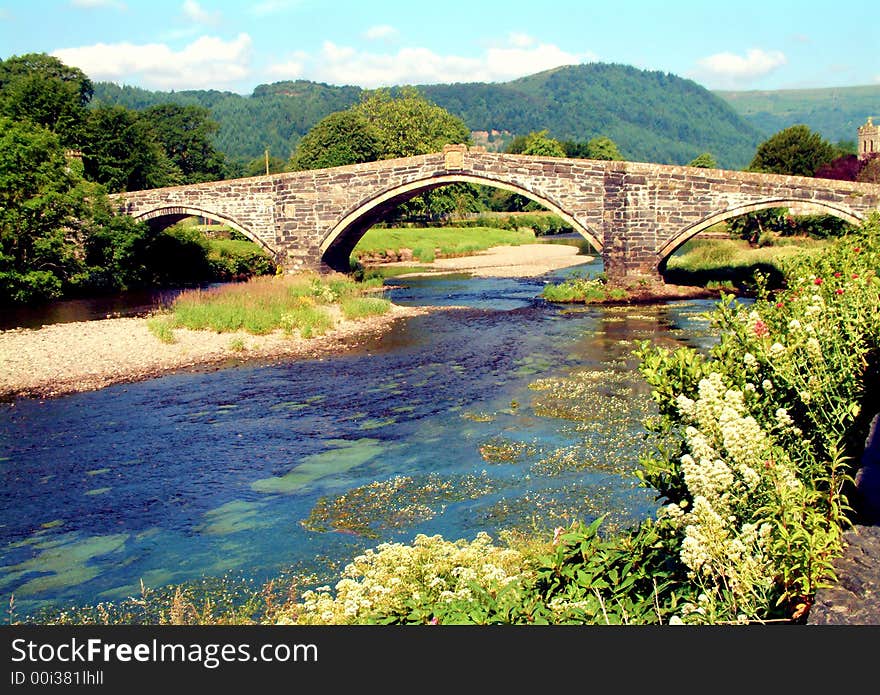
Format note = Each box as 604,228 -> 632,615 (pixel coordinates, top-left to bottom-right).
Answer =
0,261 -> 725,620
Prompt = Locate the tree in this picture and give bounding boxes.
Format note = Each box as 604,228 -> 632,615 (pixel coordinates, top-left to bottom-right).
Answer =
141,104 -> 226,184
82,105 -> 180,192
586,136 -> 623,161
0,117 -> 87,302
857,154 -> 880,184
815,154 -> 862,181
508,130 -> 565,157
748,125 -> 836,177
288,110 -> 380,171
0,53 -> 93,148
351,87 -> 470,159
688,152 -> 718,168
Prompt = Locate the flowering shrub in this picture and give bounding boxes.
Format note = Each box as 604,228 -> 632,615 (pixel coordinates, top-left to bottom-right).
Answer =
274,533 -> 536,625
637,212 -> 880,622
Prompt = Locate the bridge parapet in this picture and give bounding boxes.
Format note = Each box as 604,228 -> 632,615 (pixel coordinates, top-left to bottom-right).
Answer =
109,151 -> 880,282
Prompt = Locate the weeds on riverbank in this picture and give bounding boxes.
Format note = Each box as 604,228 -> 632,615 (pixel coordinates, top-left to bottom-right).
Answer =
541,273 -> 629,303
148,272 -> 388,339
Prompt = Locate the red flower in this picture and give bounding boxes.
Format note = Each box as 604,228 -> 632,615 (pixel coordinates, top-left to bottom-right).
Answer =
754,320 -> 769,337
814,277 -> 823,285
776,302 -> 784,309
836,288 -> 845,295
854,247 -> 862,254
853,274 -> 860,279
834,272 -> 842,278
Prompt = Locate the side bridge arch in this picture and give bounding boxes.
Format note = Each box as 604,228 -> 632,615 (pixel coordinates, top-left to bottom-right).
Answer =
657,198 -> 867,272
131,205 -> 277,256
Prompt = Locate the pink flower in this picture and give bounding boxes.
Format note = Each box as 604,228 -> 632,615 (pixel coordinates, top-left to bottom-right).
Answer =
754,320 -> 769,337
429,617 -> 440,625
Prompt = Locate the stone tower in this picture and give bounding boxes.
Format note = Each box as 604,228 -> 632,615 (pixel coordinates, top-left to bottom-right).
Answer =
859,117 -> 879,160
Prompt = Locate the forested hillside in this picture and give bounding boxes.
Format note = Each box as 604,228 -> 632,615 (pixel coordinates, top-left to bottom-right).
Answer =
93,63 -> 876,171
716,84 -> 879,146
422,64 -> 763,167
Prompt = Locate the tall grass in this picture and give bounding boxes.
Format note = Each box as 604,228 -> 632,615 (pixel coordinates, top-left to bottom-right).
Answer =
663,237 -> 828,288
352,226 -> 536,263
162,272 -> 389,337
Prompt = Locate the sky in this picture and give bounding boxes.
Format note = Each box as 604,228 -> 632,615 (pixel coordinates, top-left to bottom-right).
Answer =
0,0 -> 876,95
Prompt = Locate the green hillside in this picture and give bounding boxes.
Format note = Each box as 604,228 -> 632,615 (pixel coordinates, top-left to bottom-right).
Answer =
422,64 -> 763,167
92,63 -> 770,169
716,84 -> 880,144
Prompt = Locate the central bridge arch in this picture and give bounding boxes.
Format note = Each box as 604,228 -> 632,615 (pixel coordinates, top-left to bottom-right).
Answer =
319,173 -> 604,272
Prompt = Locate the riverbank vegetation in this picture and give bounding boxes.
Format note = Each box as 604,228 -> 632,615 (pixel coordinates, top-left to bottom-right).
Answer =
19,213 -> 879,626
352,226 -> 538,264
146,272 -> 389,342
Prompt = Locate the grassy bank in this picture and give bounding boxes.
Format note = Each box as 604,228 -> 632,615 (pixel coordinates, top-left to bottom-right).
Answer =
352,226 -> 537,263
662,236 -> 828,289
147,272 -> 389,342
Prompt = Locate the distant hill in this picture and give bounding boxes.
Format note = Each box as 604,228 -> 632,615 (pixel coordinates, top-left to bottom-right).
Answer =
104,63 -> 879,170
420,64 -> 763,168
716,84 -> 880,145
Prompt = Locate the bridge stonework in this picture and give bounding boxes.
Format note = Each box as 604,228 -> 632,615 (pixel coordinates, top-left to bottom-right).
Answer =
111,146 -> 880,284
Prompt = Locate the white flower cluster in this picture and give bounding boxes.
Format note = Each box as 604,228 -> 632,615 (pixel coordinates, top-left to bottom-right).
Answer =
661,371 -> 785,611
277,532 -> 529,624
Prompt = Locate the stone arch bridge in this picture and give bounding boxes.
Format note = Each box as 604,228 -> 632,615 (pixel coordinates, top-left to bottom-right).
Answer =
111,145 -> 880,283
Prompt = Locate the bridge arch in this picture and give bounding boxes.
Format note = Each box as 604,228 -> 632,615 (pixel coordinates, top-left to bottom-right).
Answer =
320,173 -> 603,271
657,198 -> 864,269
133,205 -> 276,255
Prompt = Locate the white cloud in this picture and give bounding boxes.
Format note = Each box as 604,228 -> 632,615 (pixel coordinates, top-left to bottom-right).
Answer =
364,25 -> 397,41
268,35 -> 593,88
693,48 -> 787,87
250,0 -> 299,16
182,1 -> 220,25
52,33 -> 253,90
507,33 -> 534,48
71,0 -> 126,9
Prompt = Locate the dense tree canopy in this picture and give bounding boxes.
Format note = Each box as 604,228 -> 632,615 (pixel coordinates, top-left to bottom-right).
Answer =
688,152 -> 718,168
748,124 -> 836,177
506,130 -> 565,157
142,104 -> 226,184
288,110 -> 380,171
352,87 -> 470,160
82,104 -> 177,192
0,53 -> 93,148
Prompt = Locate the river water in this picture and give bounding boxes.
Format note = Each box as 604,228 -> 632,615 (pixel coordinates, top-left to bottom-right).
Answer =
0,261 -> 723,619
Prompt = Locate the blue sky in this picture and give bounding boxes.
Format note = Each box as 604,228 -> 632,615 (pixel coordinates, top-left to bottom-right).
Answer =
0,0 -> 876,94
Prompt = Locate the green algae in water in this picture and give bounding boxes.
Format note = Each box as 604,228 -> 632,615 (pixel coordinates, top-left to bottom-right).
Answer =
198,500 -> 269,535
270,401 -> 310,412
479,436 -> 538,464
86,468 -> 110,476
84,487 -> 111,496
0,532 -> 129,596
40,520 -> 64,530
358,417 -> 395,431
461,411 -> 494,422
251,438 -> 385,494
302,471 -> 497,538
